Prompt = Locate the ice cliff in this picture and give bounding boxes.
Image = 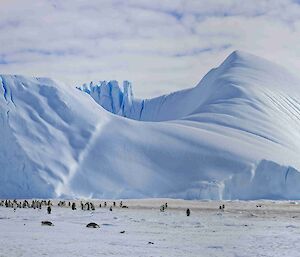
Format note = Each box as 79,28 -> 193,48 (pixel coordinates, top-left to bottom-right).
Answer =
1,51 -> 300,199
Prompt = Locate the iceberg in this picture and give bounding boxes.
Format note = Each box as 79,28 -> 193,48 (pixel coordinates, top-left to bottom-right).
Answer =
1,51 -> 300,199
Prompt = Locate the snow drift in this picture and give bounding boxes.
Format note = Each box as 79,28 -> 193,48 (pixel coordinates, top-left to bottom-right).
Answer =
1,51 -> 300,199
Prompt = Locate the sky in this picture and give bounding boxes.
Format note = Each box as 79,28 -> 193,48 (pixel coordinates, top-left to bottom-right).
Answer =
0,0 -> 299,98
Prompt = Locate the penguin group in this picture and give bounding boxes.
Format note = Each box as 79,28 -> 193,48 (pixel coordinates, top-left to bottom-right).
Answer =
0,199 -> 128,214
0,199 -> 52,211
219,204 -> 225,210
160,202 -> 168,212
159,202 -> 191,217
55,200 -> 128,212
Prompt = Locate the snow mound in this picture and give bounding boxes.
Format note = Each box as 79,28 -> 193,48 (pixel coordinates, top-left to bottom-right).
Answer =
1,51 -> 300,199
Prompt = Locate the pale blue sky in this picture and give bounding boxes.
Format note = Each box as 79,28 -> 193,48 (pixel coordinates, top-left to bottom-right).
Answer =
0,0 -> 299,97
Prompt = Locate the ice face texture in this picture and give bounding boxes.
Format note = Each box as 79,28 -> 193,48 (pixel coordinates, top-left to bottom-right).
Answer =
1,51 -> 300,199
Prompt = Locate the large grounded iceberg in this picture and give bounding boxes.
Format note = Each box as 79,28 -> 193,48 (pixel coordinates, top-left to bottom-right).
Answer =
0,51 -> 300,199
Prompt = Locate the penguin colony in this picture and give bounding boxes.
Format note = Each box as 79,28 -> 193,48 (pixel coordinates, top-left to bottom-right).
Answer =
0,199 -> 229,228
0,199 -> 228,215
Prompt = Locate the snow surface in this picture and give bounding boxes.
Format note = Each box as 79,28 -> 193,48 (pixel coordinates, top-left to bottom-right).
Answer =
0,199 -> 300,257
0,51 -> 300,199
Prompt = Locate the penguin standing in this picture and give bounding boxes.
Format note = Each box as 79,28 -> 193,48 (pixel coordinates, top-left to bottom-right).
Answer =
186,208 -> 190,216
91,203 -> 95,211
47,206 -> 51,214
13,202 -> 17,212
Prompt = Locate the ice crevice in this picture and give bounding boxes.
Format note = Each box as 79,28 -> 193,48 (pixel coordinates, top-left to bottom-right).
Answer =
0,76 -> 8,102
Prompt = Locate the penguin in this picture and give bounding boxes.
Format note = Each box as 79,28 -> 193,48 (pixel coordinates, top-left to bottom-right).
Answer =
41,221 -> 54,226
186,208 -> 190,216
13,202 -> 17,212
84,202 -> 90,211
86,222 -> 100,228
91,203 -> 95,211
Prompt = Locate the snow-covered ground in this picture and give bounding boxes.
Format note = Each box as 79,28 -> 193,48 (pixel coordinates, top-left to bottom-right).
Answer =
0,199 -> 299,257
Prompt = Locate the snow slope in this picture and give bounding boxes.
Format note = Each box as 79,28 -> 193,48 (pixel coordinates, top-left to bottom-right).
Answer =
1,51 -> 300,199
